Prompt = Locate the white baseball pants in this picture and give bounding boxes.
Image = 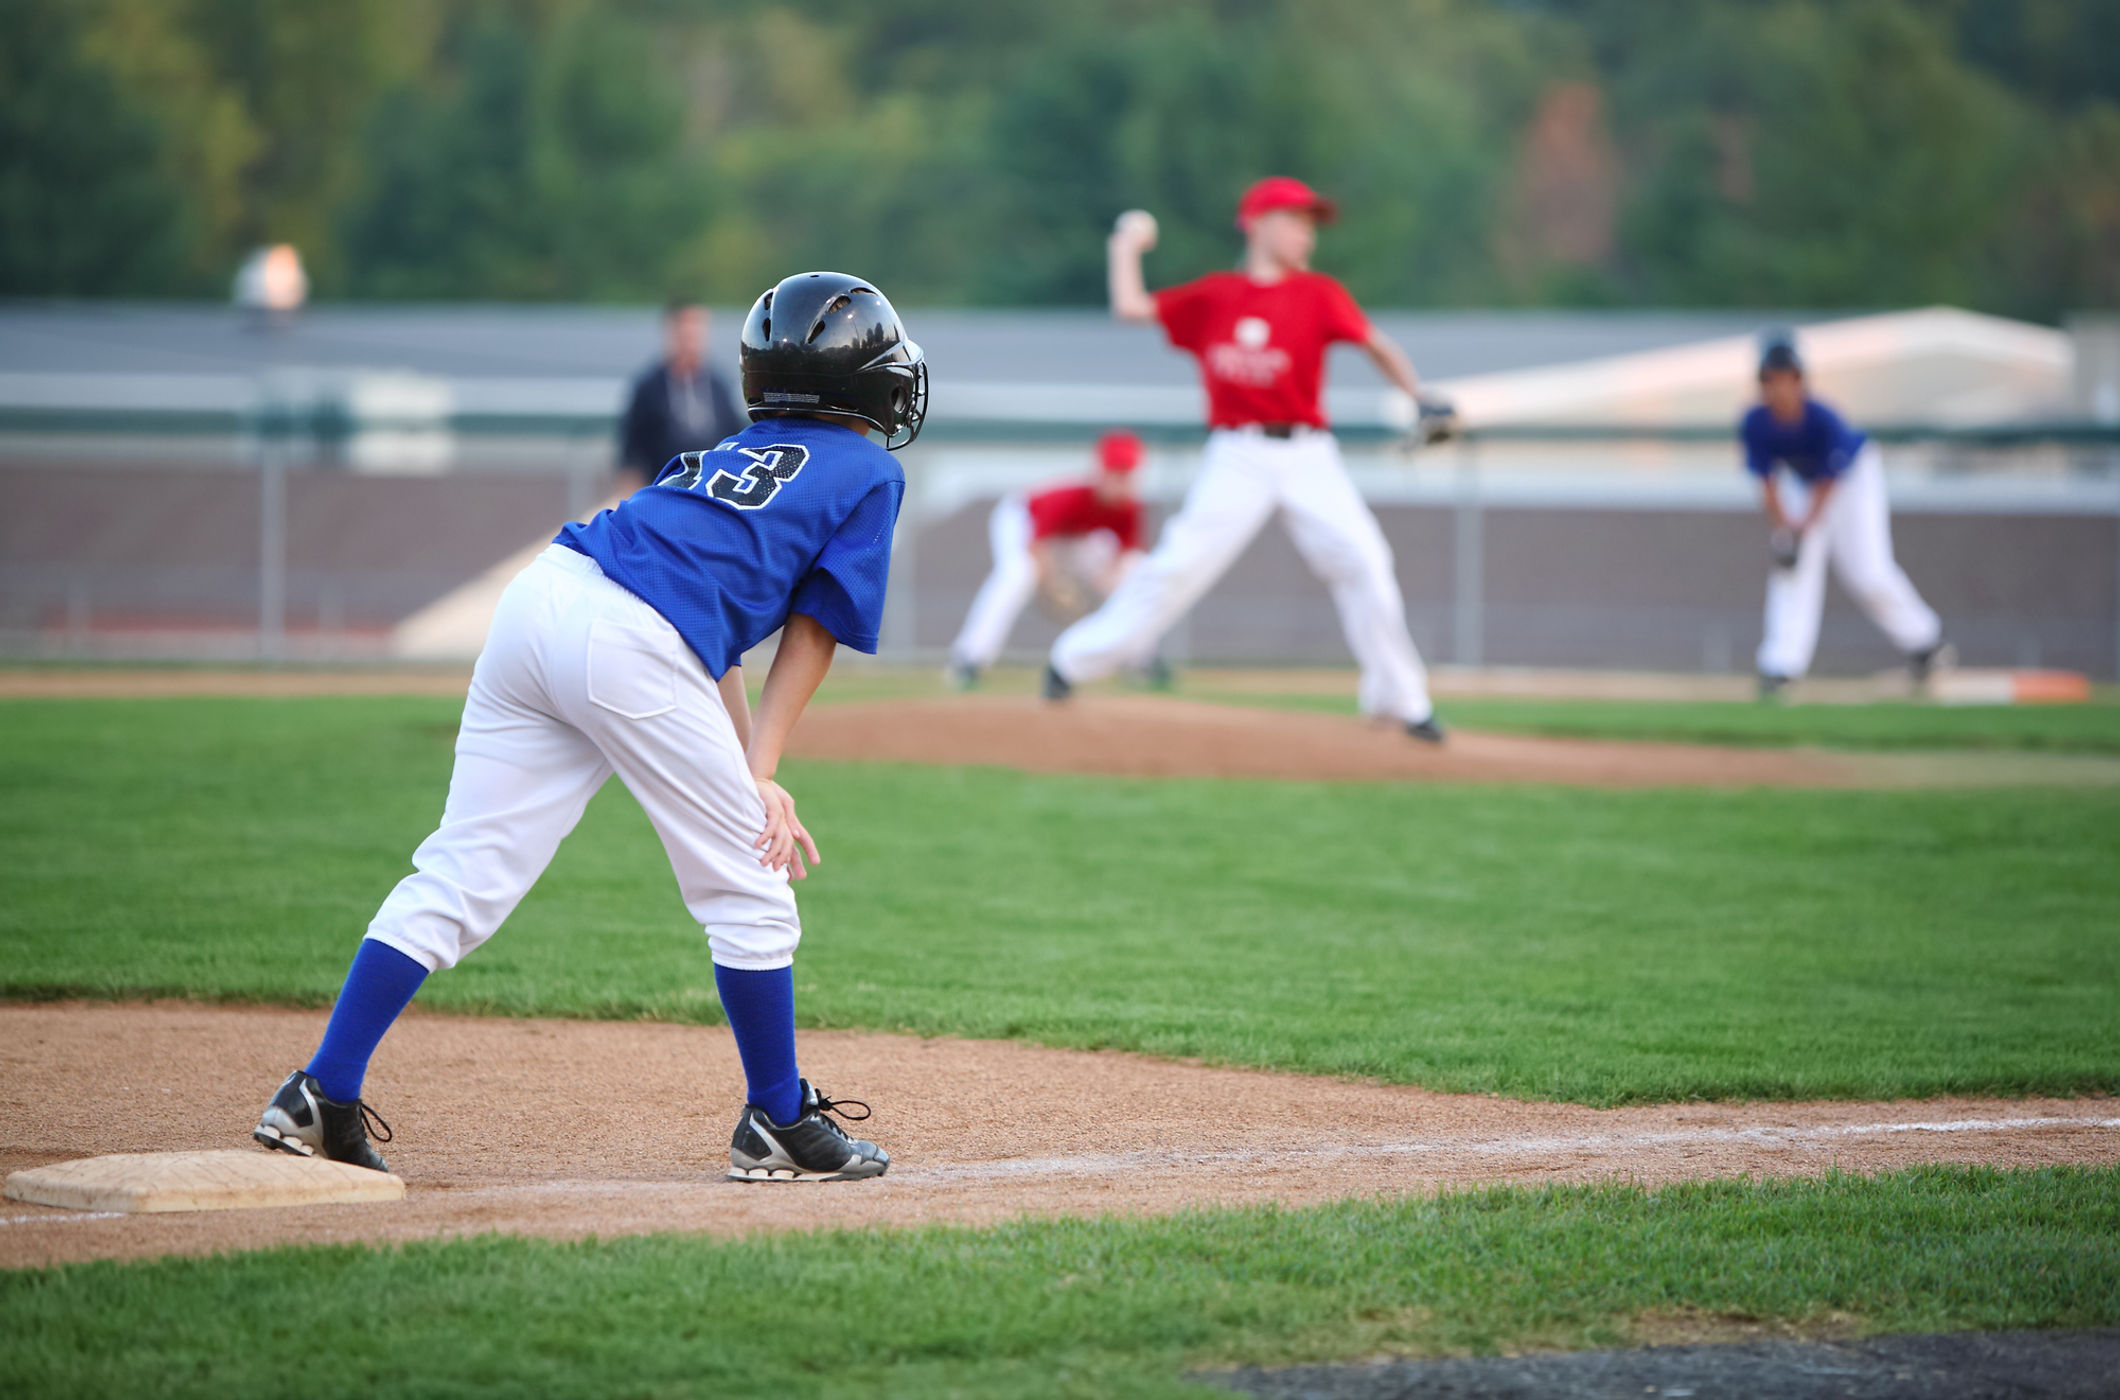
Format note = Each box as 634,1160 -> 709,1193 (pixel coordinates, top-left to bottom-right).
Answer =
1757,443 -> 1941,679
365,545 -> 798,974
1051,428 -> 1434,723
949,498 -> 1037,670
949,497 -> 1122,669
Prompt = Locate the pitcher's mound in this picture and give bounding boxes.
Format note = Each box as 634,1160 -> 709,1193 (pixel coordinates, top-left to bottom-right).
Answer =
6,1150 -> 405,1214
789,694 -> 1864,787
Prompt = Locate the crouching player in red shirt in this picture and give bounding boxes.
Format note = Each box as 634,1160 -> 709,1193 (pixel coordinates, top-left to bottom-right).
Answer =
1046,178 -> 1445,741
947,430 -> 1149,689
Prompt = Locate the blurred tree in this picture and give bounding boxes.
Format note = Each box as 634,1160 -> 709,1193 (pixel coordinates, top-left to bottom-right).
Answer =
174,0 -> 434,290
1609,1 -> 2030,308
5,0 -> 2114,312
340,4 -> 711,299
688,6 -> 998,304
1990,100 -> 2120,315
0,0 -> 199,295
975,0 -> 1543,305
1948,0 -> 2120,111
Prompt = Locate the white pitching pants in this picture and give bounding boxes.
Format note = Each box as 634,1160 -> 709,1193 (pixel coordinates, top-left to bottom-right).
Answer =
1757,444 -> 1941,679
1051,428 -> 1433,723
365,545 -> 798,974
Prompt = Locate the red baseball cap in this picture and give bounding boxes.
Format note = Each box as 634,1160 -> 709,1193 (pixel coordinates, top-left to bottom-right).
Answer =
1096,430 -> 1144,473
1235,176 -> 1337,230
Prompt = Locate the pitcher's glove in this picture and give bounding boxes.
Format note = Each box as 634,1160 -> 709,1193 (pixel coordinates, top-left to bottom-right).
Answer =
1382,390 -> 1460,449
1768,527 -> 1802,571
1414,395 -> 1461,446
1036,574 -> 1091,622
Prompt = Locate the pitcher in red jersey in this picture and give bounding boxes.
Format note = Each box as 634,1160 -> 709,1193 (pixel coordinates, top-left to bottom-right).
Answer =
1047,179 -> 1445,741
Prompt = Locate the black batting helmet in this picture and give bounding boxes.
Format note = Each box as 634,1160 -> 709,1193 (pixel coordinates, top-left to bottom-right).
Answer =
740,272 -> 928,450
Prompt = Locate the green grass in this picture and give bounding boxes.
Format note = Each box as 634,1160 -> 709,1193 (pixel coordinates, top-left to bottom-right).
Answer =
4,1167 -> 2115,1398
1232,691 -> 2120,753
4,697 -> 2116,1103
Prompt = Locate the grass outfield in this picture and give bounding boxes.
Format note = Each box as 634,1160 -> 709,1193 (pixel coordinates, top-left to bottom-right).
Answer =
1231,691 -> 2120,752
4,697 -> 2116,1103
4,1168 -> 2116,1398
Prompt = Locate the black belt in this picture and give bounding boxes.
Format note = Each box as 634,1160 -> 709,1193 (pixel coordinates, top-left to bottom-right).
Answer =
1257,423 -> 1299,439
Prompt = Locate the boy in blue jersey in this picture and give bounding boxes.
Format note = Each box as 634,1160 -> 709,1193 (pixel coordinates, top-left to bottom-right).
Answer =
1745,335 -> 1943,696
254,273 -> 927,1183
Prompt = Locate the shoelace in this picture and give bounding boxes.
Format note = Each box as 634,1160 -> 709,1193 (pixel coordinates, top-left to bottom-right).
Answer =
359,1101 -> 394,1144
809,1091 -> 871,1140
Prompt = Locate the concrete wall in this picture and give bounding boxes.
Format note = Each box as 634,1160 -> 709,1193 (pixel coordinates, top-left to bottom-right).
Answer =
0,459 -> 578,641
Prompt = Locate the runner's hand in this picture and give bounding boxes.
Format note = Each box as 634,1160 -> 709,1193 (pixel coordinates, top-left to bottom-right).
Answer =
754,778 -> 821,879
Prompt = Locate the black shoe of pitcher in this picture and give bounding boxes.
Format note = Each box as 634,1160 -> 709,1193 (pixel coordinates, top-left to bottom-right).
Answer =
728,1080 -> 889,1182
253,1070 -> 392,1173
1908,640 -> 1954,686
1041,664 -> 1074,702
1405,716 -> 1448,745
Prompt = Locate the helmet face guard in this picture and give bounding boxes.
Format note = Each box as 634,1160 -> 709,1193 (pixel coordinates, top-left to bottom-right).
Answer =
879,345 -> 927,450
741,272 -> 928,451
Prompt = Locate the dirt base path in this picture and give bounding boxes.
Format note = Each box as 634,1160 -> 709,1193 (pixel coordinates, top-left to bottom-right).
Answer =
4,1004 -> 2113,1269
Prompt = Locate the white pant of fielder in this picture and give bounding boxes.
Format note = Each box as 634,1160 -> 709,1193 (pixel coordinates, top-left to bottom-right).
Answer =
1758,443 -> 1941,679
365,545 -> 798,975
1051,428 -> 1434,723
950,496 -> 1122,670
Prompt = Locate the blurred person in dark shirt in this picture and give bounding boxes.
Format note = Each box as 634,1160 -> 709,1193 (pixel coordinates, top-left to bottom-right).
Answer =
617,300 -> 745,492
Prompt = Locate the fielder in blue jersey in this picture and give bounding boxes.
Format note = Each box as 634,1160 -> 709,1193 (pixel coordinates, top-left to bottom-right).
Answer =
254,272 -> 927,1182
1746,334 -> 1943,695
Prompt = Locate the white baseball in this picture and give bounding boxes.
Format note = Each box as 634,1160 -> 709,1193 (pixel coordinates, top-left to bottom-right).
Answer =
1114,209 -> 1158,248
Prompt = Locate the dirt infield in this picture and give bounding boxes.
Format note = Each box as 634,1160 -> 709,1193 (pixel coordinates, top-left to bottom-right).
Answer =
3,1003 -> 2113,1269
10,670 -> 2113,787
792,694 -> 1870,786
791,693 -> 2120,788
0,667 -> 474,699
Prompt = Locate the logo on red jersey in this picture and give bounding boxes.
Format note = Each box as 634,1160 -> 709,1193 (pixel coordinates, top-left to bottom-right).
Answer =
1206,316 -> 1291,387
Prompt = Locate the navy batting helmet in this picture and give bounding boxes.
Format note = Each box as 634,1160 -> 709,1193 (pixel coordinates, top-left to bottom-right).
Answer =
1757,329 -> 1803,378
740,272 -> 928,450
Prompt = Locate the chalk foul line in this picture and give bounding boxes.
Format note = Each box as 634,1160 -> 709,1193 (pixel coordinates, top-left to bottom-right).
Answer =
903,1115 -> 2120,1184
438,1115 -> 2120,1196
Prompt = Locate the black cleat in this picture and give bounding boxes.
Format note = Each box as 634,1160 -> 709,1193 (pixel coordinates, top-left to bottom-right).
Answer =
1757,672 -> 1791,700
1041,664 -> 1074,701
1405,715 -> 1447,745
729,1080 -> 889,1182
253,1070 -> 392,1173
1908,640 -> 1953,686
945,662 -> 980,692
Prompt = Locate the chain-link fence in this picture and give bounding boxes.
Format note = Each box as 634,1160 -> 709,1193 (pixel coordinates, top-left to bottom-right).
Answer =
4,395 -> 2116,676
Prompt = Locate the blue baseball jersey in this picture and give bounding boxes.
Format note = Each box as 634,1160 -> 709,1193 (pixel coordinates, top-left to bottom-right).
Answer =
1740,400 -> 1867,483
556,417 -> 903,678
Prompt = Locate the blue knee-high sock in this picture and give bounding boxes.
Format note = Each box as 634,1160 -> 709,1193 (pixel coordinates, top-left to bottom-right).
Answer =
305,939 -> 428,1103
713,963 -> 802,1126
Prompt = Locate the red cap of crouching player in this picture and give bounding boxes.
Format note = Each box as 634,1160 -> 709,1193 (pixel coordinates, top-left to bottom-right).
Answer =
1097,430 -> 1144,473
1235,176 -> 1338,230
